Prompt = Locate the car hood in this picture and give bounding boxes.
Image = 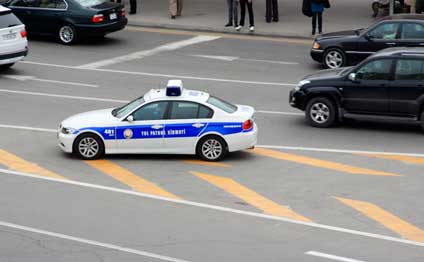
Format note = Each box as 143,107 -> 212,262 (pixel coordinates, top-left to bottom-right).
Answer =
61,108 -> 118,129
316,29 -> 359,41
303,68 -> 348,81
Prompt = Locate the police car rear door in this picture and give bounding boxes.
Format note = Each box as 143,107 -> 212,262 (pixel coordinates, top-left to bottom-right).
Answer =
164,101 -> 213,154
115,101 -> 169,153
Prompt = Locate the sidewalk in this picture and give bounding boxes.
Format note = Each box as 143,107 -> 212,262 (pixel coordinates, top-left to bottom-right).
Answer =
126,0 -> 378,39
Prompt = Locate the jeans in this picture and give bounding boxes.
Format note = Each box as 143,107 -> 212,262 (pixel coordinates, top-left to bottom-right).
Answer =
312,11 -> 322,33
226,0 -> 239,25
265,0 -> 279,22
239,0 -> 254,27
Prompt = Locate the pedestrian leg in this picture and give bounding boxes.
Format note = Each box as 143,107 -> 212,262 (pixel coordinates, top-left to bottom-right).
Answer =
129,0 -> 137,14
247,0 -> 254,27
265,0 -> 272,23
226,0 -> 233,26
169,0 -> 177,18
312,12 -> 317,35
239,0 -> 246,27
272,0 -> 279,22
318,12 -> 322,34
177,0 -> 183,16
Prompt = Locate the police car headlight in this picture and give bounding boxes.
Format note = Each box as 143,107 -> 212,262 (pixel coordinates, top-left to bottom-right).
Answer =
295,80 -> 310,91
61,127 -> 78,135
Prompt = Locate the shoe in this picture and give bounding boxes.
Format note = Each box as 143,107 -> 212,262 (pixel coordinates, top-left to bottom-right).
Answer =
249,26 -> 255,32
273,18 -> 279,22
225,22 -> 233,27
171,15 -> 176,19
312,31 -> 316,35
235,25 -> 242,31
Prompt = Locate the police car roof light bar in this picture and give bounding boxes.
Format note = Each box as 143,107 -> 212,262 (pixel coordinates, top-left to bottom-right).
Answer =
166,79 -> 183,96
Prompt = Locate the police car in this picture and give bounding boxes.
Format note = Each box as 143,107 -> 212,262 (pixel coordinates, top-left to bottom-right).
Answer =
58,80 -> 258,161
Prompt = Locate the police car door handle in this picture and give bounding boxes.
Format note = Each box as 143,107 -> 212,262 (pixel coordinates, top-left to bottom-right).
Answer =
151,125 -> 164,130
192,123 -> 205,128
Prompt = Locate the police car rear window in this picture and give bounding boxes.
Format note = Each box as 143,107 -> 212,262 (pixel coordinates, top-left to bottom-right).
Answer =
207,96 -> 237,113
0,12 -> 22,29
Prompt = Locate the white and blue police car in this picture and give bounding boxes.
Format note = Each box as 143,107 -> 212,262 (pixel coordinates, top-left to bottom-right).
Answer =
58,80 -> 258,161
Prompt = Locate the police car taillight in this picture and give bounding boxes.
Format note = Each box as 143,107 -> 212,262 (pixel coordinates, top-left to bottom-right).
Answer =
166,80 -> 183,96
242,119 -> 253,131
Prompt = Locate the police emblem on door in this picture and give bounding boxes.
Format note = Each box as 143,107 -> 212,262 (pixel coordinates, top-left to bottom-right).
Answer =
123,129 -> 133,139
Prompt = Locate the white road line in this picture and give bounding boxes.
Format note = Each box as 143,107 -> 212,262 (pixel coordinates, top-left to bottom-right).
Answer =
190,54 -> 299,65
0,124 -> 56,133
78,35 -> 221,69
256,110 -> 302,116
0,168 -> 423,248
256,145 -> 424,158
20,61 -> 297,87
0,89 -> 128,103
240,58 -> 299,65
2,75 -> 99,88
0,220 -> 190,262
305,251 -> 365,262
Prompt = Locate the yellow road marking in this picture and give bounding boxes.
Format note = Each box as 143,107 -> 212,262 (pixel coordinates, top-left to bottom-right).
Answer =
192,171 -> 311,222
0,149 -> 65,180
361,153 -> 424,165
126,26 -> 312,45
85,160 -> 180,199
182,160 -> 231,168
336,197 -> 424,242
252,148 -> 401,177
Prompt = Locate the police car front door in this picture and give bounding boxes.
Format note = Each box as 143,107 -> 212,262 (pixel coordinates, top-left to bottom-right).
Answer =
164,101 -> 213,154
115,101 -> 168,153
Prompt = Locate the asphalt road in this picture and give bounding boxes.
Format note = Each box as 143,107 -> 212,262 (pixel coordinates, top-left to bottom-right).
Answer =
0,27 -> 423,262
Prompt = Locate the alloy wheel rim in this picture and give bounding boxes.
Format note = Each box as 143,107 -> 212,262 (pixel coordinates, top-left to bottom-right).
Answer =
310,102 -> 330,124
325,51 -> 343,68
78,137 -> 99,158
202,139 -> 223,160
59,26 -> 74,43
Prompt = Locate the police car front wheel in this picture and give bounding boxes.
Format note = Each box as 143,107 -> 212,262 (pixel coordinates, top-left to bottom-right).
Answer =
197,136 -> 228,162
73,133 -> 104,160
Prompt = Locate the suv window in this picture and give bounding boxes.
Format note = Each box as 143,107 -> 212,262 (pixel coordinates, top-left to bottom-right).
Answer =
56,0 -> 66,9
169,101 -> 213,120
401,23 -> 424,40
9,0 -> 41,7
395,59 -> 424,80
132,102 -> 168,121
368,23 -> 399,40
356,59 -> 393,80
0,12 -> 22,28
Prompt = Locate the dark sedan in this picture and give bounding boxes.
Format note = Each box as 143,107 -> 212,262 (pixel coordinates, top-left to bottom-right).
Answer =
311,14 -> 424,68
3,0 -> 127,44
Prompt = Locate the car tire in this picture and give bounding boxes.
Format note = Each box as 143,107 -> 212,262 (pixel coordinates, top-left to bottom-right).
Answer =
196,135 -> 228,162
0,63 -> 14,70
323,48 -> 346,69
73,133 -> 104,160
305,97 -> 336,128
58,24 -> 78,45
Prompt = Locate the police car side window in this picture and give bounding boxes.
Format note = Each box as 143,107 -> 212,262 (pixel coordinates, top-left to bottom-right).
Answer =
169,101 -> 213,120
132,102 -> 168,121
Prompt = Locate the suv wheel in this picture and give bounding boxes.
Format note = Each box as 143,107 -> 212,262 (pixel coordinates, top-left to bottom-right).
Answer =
73,134 -> 104,160
306,97 -> 336,128
197,136 -> 228,162
58,24 -> 78,45
323,48 -> 346,69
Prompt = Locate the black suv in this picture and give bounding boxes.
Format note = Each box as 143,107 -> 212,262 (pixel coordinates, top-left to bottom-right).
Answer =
311,15 -> 424,69
290,48 -> 424,129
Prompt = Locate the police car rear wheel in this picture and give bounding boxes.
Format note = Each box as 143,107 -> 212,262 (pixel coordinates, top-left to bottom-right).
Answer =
197,136 -> 227,162
74,134 -> 104,160
0,63 -> 14,70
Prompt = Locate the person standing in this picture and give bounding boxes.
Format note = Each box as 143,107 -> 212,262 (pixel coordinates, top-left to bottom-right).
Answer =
237,0 -> 255,32
265,0 -> 279,23
169,0 -> 183,19
311,0 -> 329,35
112,0 -> 137,14
226,0 -> 239,27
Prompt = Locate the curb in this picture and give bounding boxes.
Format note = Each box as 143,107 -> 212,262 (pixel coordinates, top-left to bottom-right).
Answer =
127,20 -> 314,40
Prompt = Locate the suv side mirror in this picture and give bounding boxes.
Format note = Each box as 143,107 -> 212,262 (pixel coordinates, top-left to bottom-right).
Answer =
365,34 -> 374,41
348,73 -> 357,82
126,115 -> 134,122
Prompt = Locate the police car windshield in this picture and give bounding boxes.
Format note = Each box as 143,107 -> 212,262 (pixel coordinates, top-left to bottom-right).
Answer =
112,97 -> 145,118
207,96 -> 237,113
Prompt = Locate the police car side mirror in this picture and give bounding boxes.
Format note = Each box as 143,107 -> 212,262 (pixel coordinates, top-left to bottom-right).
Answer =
126,115 -> 134,122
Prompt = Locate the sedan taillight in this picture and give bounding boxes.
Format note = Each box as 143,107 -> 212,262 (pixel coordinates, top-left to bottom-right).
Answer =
121,8 -> 126,16
20,30 -> 27,38
92,14 -> 104,23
